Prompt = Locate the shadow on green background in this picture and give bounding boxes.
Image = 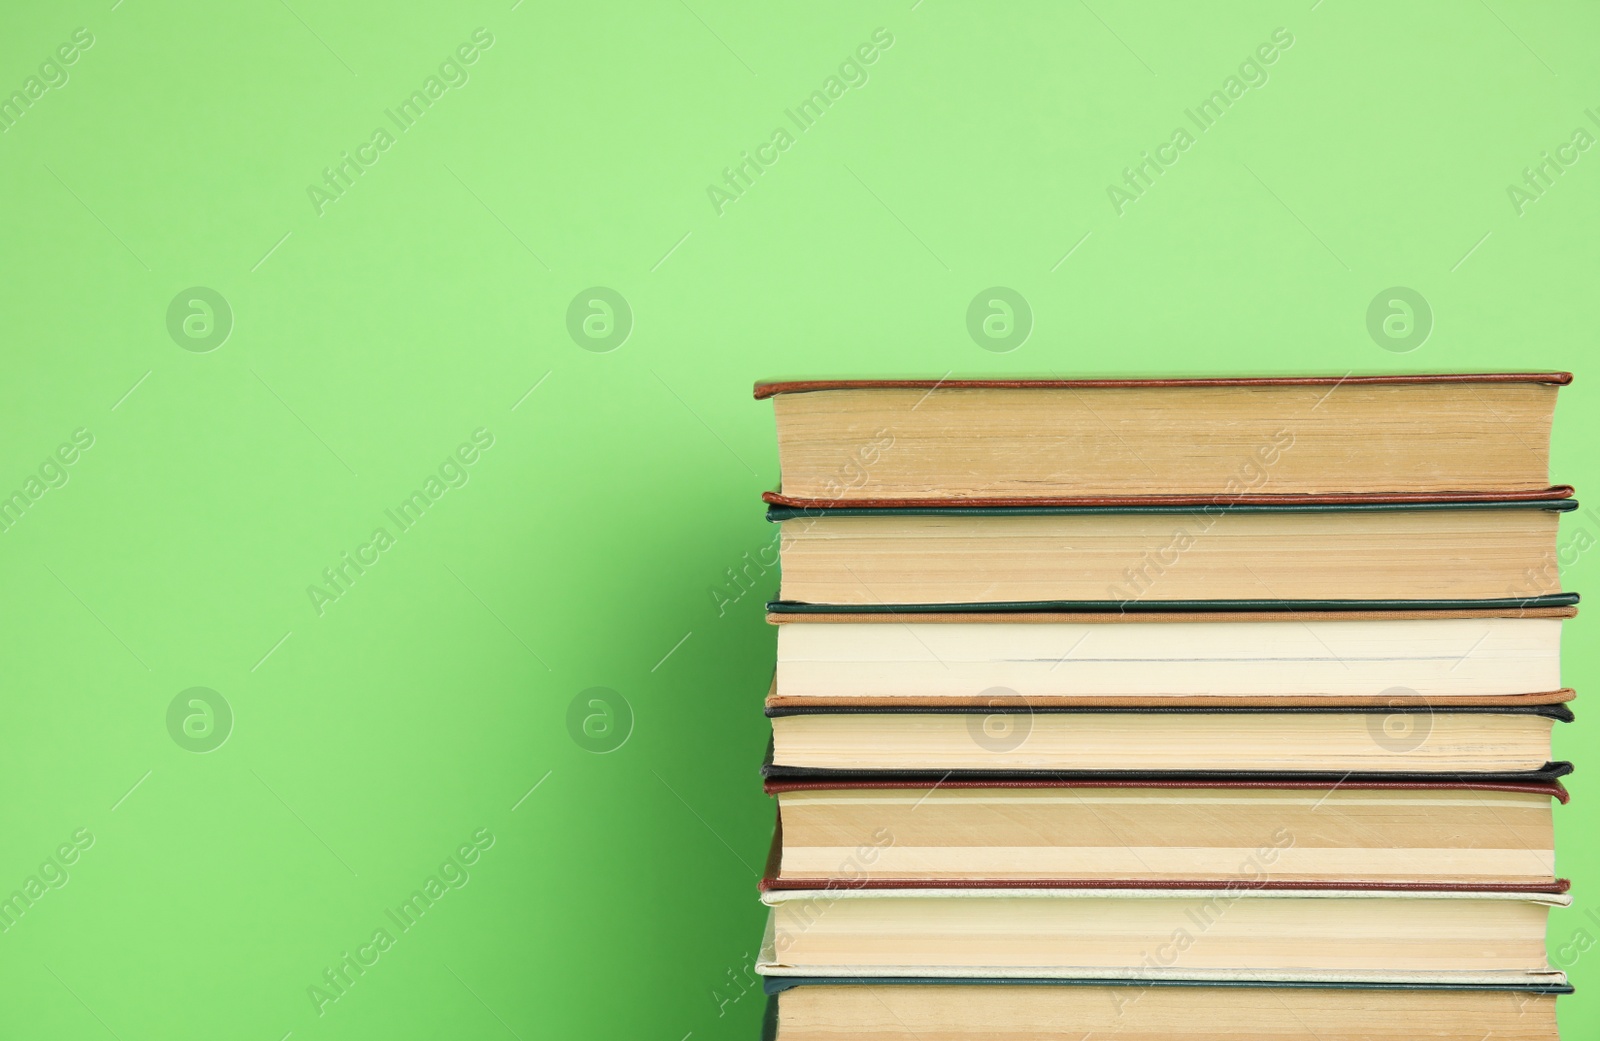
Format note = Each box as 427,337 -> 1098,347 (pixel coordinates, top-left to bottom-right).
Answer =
0,1 -> 1594,1037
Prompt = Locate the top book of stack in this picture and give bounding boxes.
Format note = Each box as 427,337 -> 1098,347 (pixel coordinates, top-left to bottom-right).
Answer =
757,374 -> 1572,507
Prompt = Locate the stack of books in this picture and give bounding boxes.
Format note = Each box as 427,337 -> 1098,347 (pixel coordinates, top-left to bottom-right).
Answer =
750,374 -> 1577,1041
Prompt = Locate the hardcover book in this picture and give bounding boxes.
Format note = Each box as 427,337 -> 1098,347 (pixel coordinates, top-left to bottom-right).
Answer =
760,777 -> 1569,887
756,374 -> 1571,506
760,978 -> 1569,1041
767,608 -> 1575,707
764,701 -> 1574,775
756,885 -> 1571,983
766,500 -> 1576,607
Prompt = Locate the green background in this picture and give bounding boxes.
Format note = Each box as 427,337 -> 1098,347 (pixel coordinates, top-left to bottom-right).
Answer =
0,0 -> 1596,1037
